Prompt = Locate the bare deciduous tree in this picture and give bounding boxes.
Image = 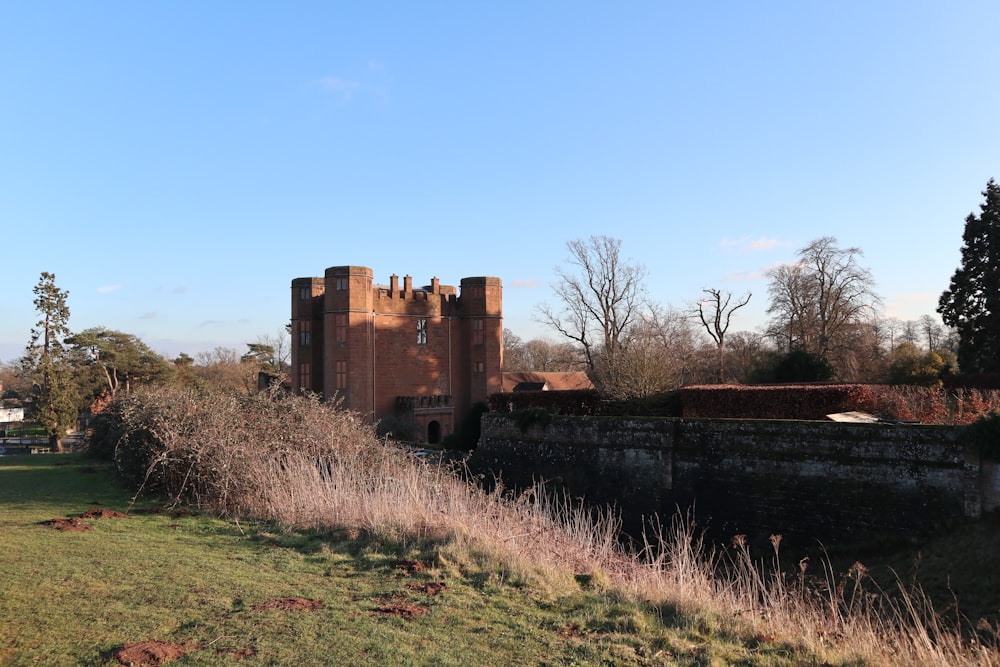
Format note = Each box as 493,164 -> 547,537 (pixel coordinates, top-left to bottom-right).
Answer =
595,306 -> 702,399
537,235 -> 647,371
765,237 -> 881,379
194,347 -> 259,395
504,329 -> 584,372
695,288 -> 751,382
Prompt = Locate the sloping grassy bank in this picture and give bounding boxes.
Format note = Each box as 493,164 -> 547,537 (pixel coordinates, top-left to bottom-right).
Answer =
10,385 -> 995,667
1,453 -> 813,667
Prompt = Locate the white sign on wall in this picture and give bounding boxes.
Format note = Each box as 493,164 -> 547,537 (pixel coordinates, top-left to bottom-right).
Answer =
0,407 -> 25,423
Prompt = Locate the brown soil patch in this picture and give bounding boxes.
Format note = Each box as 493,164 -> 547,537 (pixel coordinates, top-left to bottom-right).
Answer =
374,601 -> 430,619
557,622 -> 586,639
111,640 -> 192,666
39,517 -> 91,532
252,596 -> 324,612
395,558 -> 427,574
80,508 -> 127,519
407,581 -> 447,596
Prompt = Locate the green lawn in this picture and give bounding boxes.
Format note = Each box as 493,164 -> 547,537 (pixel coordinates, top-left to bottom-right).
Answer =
0,453 -> 819,667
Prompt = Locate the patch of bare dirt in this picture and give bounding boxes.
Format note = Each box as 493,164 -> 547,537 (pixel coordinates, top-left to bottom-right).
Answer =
373,601 -> 430,619
39,517 -> 91,532
395,558 -> 427,574
557,622 -> 586,639
407,581 -> 447,596
110,640 -> 192,666
252,596 -> 324,612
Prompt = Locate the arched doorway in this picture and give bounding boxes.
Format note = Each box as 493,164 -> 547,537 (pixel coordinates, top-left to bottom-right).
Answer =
427,420 -> 442,444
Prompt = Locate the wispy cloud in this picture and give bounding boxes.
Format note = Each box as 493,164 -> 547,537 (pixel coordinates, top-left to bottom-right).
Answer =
96,284 -> 122,294
139,312 -> 157,320
198,318 -> 251,328
721,236 -> 790,253
313,75 -> 361,103
723,261 -> 788,282
154,285 -> 189,295
509,279 -> 539,289
723,270 -> 763,282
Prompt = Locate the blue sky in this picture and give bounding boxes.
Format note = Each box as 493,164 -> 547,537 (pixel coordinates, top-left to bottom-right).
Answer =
2,2 -> 998,363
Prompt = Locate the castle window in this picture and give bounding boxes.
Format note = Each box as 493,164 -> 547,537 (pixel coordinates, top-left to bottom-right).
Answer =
335,360 -> 347,389
472,319 -> 484,345
335,277 -> 349,291
299,362 -> 310,390
417,319 -> 427,345
299,287 -> 310,300
474,361 -> 485,374
299,320 -> 311,346
335,314 -> 347,343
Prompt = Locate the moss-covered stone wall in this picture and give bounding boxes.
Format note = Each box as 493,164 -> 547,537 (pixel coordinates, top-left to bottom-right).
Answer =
472,414 -> 992,545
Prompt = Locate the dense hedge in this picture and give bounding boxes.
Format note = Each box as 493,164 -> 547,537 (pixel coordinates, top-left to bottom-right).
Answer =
680,384 -> 879,420
488,384 -> 1000,425
487,389 -> 602,415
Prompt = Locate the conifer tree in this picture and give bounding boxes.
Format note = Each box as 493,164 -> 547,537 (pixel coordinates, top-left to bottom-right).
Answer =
25,272 -> 79,452
938,179 -> 1000,373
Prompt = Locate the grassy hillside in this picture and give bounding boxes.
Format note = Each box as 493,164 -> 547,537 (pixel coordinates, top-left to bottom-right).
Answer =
5,381 -> 996,667
0,453 -> 816,667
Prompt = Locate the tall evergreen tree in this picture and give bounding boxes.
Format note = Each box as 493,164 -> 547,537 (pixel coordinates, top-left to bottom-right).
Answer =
25,272 -> 79,452
938,179 -> 1000,373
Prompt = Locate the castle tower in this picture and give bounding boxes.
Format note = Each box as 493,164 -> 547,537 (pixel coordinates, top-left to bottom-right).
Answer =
323,266 -> 375,416
290,277 -> 325,394
290,265 -> 502,443
457,277 -> 504,415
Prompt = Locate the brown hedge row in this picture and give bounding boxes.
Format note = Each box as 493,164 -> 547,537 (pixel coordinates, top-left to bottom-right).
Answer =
488,384 -> 1000,424
680,384 -> 879,420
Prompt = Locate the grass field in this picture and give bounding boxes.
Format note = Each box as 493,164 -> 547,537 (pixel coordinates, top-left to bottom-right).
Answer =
1,453 -> 820,667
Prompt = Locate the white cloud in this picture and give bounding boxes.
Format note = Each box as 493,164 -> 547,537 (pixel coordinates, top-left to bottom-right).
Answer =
96,284 -> 122,294
723,270 -> 763,282
139,312 -> 157,320
720,236 -> 790,253
509,279 -> 540,289
723,261 -> 788,283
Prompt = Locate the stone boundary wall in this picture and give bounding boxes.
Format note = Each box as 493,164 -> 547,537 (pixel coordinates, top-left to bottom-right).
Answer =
473,414 -> 999,544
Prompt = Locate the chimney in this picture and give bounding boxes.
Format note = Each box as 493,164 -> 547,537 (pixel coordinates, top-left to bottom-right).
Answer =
390,274 -> 399,294
404,275 -> 412,293
431,276 -> 440,294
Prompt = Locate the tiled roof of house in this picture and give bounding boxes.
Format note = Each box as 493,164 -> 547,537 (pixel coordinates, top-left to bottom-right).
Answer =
501,371 -> 594,392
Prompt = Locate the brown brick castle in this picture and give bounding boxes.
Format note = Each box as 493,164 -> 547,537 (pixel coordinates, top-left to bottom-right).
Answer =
291,266 -> 503,443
